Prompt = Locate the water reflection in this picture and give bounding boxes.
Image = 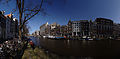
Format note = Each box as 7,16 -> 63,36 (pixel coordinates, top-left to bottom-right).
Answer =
67,40 -> 70,48
30,36 -> 120,59
30,36 -> 94,59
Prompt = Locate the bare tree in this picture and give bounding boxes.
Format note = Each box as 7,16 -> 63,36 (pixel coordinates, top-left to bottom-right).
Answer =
16,0 -> 44,40
0,0 -> 67,40
0,0 -> 44,40
23,22 -> 30,36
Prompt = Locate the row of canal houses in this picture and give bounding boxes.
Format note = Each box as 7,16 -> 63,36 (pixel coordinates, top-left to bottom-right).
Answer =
0,11 -> 18,40
33,18 -> 120,39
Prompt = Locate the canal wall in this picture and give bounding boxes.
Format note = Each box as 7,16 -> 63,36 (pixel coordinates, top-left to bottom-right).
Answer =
39,38 -> 120,56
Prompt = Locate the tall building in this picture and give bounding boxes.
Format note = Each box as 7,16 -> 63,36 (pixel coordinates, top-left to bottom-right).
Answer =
50,22 -> 58,29
40,22 -> 49,36
67,19 -> 72,37
60,25 -> 67,36
80,20 -> 90,36
32,30 -> 40,36
0,11 -> 6,39
72,20 -> 90,37
13,18 -> 18,37
45,25 -> 51,36
5,14 -> 18,38
39,18 -> 115,39
5,14 -> 11,39
93,18 -> 113,39
40,22 -> 60,36
113,23 -> 120,38
72,21 -> 81,36
50,23 -> 60,36
0,11 -> 18,39
89,20 -> 93,37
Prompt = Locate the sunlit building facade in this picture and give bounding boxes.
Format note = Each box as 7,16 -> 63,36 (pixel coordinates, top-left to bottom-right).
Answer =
72,20 -> 90,37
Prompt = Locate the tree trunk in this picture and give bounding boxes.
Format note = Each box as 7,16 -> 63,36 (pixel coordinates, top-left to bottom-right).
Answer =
18,0 -> 23,40
19,9 -> 22,40
23,24 -> 25,36
19,28 -> 22,40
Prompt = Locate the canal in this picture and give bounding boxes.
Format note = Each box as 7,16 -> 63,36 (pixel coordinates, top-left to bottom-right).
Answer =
29,36 -> 120,59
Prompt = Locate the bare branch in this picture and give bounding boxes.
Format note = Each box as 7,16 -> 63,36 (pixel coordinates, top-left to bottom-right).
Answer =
21,0 -> 24,13
23,6 -> 39,12
21,0 -> 43,29
25,0 -> 43,21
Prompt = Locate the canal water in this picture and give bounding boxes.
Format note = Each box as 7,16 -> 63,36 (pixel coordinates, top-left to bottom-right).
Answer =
29,36 -> 119,59
28,36 -> 95,59
29,36 -> 40,46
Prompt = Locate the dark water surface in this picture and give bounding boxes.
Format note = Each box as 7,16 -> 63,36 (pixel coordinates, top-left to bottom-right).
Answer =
29,36 -> 120,59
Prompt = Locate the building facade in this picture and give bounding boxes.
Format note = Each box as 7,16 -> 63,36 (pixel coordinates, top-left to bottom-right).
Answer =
0,11 -> 6,39
5,14 -> 11,39
38,18 -> 114,39
40,22 -> 49,36
39,22 -> 61,36
89,20 -> 93,37
0,11 -> 18,40
72,20 -> 90,37
60,25 -> 67,36
5,14 -> 18,39
67,20 -> 72,37
93,18 -> 113,39
13,18 -> 19,37
113,23 -> 120,38
50,23 -> 60,36
32,30 -> 40,36
80,20 -> 90,37
72,21 -> 81,36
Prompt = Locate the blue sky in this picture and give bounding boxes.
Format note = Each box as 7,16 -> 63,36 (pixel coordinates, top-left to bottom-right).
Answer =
0,0 -> 120,34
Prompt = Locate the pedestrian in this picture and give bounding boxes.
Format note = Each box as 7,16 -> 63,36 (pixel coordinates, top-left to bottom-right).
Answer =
29,41 -> 35,50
